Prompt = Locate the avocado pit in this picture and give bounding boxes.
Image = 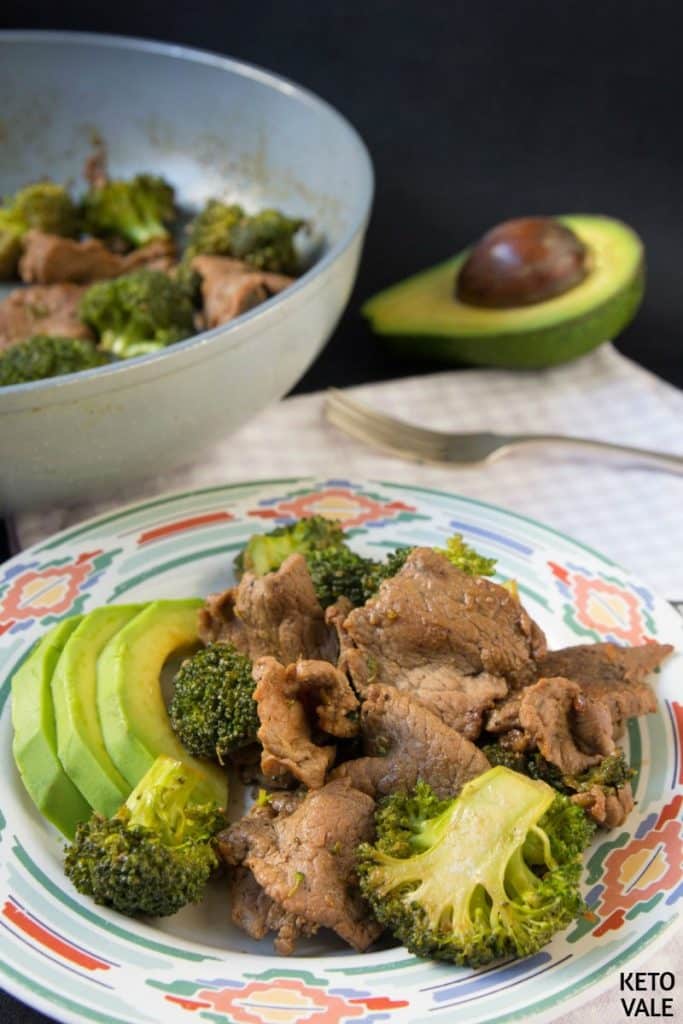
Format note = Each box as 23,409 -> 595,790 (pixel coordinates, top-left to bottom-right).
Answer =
456,217 -> 589,309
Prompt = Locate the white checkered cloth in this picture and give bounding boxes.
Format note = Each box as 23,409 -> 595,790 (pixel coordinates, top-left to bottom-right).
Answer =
11,342 -> 683,1019
14,344 -> 683,600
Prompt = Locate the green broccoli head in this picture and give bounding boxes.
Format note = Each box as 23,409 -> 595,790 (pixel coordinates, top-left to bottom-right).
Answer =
0,181 -> 79,277
482,746 -> 634,802
186,200 -> 303,274
234,515 -> 346,578
564,751 -> 635,793
63,755 -> 224,917
82,173 -> 175,248
234,519 -> 498,610
79,269 -> 195,358
169,643 -> 259,762
358,767 -> 594,966
306,545 -> 385,608
0,335 -> 109,387
435,534 -> 497,576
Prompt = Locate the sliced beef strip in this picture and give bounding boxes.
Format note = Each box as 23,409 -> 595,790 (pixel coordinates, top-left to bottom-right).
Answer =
338,548 -> 545,737
333,684 -> 490,799
485,641 -> 672,742
193,254 -> 294,326
253,657 -> 349,789
0,284 -> 93,350
229,866 -> 317,954
518,676 -> 615,775
571,780 -> 634,830
485,693 -> 523,734
537,642 -> 671,738
199,554 -> 336,664
219,779 -> 382,953
18,231 -> 176,284
292,658 -> 360,738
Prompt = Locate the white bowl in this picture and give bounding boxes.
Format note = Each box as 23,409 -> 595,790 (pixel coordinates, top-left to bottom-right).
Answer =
0,32 -> 373,512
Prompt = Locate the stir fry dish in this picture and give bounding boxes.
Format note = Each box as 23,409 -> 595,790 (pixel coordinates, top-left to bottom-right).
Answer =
10,517 -> 673,965
0,151 -> 308,384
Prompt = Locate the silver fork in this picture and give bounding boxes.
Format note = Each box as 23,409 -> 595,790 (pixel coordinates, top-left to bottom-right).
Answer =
325,388 -> 683,473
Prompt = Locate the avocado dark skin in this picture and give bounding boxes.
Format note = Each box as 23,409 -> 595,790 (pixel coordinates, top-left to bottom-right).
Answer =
456,217 -> 589,308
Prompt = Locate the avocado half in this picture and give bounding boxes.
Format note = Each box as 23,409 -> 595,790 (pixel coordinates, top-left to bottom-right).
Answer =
362,215 -> 644,369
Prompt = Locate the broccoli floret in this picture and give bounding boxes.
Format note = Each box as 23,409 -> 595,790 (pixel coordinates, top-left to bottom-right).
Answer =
234,520 -> 497,609
0,182 -> 79,277
482,745 -> 634,801
306,545 -> 384,608
186,200 -> 303,274
234,515 -> 346,578
0,335 -> 109,386
482,744 -> 569,792
82,173 -> 175,248
436,534 -> 497,576
564,751 -> 634,793
79,269 -> 194,358
358,767 -> 594,966
169,644 -> 259,762
63,755 -> 225,917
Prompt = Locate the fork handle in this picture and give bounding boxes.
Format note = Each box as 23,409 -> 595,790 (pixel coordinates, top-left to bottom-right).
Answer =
501,434 -> 683,474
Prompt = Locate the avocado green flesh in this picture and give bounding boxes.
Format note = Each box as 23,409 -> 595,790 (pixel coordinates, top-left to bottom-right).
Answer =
363,215 -> 644,368
96,599 -> 228,809
11,617 -> 91,838
51,605 -> 141,817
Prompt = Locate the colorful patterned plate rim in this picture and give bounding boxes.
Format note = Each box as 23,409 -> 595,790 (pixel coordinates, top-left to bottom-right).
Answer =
0,476 -> 681,1024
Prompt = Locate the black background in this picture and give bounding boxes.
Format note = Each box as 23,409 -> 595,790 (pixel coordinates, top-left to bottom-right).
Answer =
1,2 -> 682,1021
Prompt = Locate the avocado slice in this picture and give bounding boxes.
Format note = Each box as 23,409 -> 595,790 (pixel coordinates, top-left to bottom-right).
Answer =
362,215 -> 644,368
51,605 -> 141,817
11,617 -> 92,838
96,599 -> 228,809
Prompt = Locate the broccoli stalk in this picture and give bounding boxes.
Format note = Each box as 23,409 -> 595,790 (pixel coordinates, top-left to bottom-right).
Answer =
358,767 -> 594,965
0,182 -> 79,278
169,643 -> 259,762
186,200 -> 303,274
0,335 -> 109,387
79,269 -> 195,358
82,173 -> 176,248
64,755 -> 225,917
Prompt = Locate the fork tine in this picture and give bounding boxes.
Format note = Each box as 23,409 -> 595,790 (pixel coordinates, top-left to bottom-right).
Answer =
327,388 -> 447,445
325,397 -> 441,455
325,390 -> 449,460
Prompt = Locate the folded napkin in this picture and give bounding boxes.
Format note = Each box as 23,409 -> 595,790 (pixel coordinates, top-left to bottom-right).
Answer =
14,344 -> 683,600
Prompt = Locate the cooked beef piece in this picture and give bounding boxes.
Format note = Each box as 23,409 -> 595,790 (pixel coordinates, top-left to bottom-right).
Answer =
337,548 -> 545,737
485,693 -> 523,734
333,684 -> 490,799
571,781 -> 634,829
326,597 -> 356,658
253,657 -> 358,789
537,642 -> 671,738
229,866 -> 317,953
193,254 -> 294,326
218,779 -> 382,953
518,677 -> 615,775
199,554 -> 336,664
292,658 -> 360,738
485,641 -> 672,743
0,284 -> 93,350
18,231 -> 176,285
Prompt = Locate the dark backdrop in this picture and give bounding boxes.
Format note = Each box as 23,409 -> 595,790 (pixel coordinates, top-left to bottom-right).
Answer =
1,2 -> 681,1021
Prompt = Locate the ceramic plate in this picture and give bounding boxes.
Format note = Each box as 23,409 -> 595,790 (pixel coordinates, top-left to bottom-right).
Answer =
1,477 -> 681,1024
